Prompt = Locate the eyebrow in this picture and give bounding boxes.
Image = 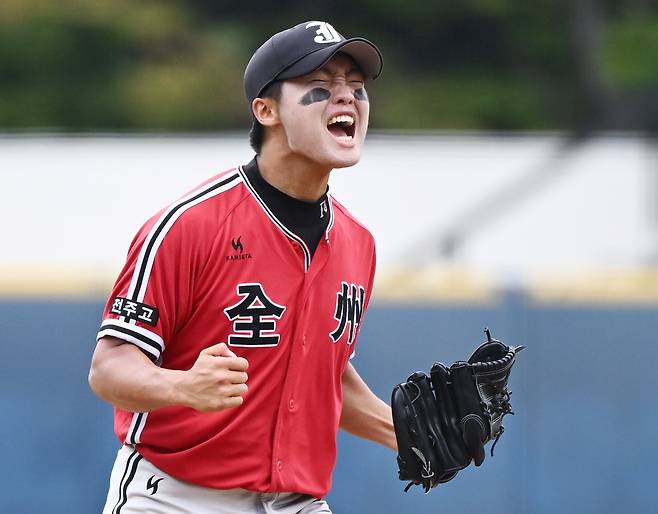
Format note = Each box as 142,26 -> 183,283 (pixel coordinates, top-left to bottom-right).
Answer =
315,66 -> 364,78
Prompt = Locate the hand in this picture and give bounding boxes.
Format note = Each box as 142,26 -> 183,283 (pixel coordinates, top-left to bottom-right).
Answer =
177,343 -> 249,412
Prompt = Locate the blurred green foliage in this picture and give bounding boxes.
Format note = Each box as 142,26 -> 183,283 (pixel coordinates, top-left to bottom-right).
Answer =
0,0 -> 655,132
603,16 -> 658,87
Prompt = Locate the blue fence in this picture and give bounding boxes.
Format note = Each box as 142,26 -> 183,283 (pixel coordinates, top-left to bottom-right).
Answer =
1,295 -> 656,513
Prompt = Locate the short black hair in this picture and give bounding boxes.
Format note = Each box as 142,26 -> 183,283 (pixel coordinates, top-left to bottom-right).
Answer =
249,81 -> 283,154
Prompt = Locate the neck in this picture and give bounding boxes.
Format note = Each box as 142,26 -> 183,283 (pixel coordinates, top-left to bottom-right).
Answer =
257,142 -> 331,202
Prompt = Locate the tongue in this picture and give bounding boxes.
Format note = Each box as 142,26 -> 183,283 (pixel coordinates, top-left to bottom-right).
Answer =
328,124 -> 348,137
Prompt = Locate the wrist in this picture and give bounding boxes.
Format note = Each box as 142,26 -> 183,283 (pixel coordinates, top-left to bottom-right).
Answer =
158,367 -> 190,408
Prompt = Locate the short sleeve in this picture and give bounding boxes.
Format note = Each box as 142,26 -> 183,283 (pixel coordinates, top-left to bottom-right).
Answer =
97,210 -> 197,362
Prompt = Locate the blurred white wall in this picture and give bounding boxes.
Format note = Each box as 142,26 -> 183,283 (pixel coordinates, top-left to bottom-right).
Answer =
0,133 -> 654,292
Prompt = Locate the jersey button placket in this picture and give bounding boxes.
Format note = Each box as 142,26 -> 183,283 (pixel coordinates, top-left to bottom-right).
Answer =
291,241 -> 305,270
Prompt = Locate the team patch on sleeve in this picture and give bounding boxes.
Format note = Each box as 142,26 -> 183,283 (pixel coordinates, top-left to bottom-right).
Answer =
110,297 -> 160,326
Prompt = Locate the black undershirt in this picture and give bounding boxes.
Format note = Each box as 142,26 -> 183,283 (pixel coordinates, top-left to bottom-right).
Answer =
243,158 -> 330,257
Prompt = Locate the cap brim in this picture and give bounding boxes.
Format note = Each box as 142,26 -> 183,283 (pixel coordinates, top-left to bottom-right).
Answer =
276,37 -> 383,83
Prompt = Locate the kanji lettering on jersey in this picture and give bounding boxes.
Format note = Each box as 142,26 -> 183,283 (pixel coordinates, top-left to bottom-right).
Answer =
110,296 -> 160,326
224,283 -> 286,347
330,282 -> 365,344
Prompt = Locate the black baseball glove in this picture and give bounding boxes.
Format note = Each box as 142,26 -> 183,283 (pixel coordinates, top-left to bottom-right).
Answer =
391,328 -> 525,493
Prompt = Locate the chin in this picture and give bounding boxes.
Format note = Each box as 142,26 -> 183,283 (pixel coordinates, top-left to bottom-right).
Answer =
290,132 -> 365,169
317,143 -> 363,169
329,155 -> 360,169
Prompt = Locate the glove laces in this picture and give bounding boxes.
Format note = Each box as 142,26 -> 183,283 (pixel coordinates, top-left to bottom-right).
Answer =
488,390 -> 515,457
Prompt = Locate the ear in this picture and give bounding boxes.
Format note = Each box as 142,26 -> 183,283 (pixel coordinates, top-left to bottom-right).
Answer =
251,98 -> 279,127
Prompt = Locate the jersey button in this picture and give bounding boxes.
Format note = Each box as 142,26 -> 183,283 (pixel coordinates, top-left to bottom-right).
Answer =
288,398 -> 295,411
276,459 -> 283,471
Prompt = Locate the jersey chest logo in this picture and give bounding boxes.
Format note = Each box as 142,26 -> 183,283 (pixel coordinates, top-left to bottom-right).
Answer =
330,282 -> 365,345
224,283 -> 286,347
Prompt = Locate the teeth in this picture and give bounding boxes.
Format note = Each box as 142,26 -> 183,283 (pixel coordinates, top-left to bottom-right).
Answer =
328,114 -> 354,126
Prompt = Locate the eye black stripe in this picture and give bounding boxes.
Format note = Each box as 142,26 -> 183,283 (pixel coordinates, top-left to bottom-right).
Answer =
299,87 -> 331,105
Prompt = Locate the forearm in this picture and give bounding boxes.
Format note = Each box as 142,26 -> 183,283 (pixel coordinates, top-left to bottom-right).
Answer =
340,363 -> 397,451
89,337 -> 186,412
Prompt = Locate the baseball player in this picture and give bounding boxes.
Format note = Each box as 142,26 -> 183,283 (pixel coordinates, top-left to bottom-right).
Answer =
89,20 -> 395,514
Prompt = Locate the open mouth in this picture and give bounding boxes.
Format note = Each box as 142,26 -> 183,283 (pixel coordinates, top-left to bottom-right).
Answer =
327,114 -> 356,141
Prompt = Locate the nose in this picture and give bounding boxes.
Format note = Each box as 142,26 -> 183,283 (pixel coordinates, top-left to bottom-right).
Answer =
332,82 -> 355,105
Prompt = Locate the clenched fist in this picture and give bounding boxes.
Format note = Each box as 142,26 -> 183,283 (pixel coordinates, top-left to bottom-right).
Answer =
177,343 -> 249,412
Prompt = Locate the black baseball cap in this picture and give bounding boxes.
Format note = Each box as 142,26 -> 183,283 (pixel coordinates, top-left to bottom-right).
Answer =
244,21 -> 383,104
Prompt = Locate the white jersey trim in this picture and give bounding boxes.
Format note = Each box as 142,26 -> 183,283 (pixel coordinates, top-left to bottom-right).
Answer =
325,195 -> 335,238
125,412 -> 148,445
104,170 -> 242,445
126,171 -> 243,322
97,318 -> 165,361
239,165 -> 335,272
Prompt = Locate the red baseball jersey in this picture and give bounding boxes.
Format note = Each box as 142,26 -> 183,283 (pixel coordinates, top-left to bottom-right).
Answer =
97,166 -> 376,498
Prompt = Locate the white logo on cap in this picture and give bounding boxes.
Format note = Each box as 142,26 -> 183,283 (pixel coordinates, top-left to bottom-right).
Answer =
305,21 -> 342,44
